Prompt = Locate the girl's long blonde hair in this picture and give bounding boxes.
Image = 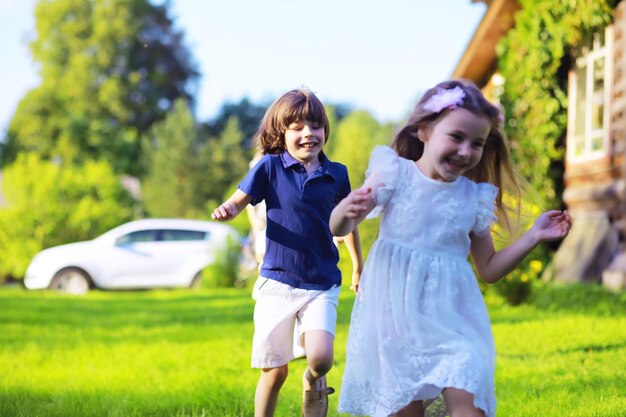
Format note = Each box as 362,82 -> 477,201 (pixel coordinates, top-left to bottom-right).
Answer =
254,88 -> 330,155
393,79 -> 521,234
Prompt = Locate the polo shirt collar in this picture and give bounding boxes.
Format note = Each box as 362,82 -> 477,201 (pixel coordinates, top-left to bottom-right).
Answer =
280,151 -> 303,169
280,151 -> 337,180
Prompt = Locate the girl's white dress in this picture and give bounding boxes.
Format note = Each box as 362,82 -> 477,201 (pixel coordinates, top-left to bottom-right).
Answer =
338,146 -> 498,417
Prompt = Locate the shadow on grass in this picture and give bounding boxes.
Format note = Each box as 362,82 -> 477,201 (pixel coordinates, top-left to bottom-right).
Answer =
498,340 -> 626,360
555,341 -> 626,355
528,283 -> 626,315
489,282 -> 626,325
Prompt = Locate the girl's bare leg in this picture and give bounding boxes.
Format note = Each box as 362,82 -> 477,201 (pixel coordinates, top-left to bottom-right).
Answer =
443,387 -> 486,417
255,365 -> 288,417
391,400 -> 424,417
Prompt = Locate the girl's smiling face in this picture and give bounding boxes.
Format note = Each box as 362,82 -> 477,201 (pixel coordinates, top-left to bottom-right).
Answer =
284,119 -> 325,164
416,108 -> 491,182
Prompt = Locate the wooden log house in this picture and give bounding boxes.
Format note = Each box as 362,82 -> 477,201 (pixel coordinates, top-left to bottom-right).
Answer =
453,0 -> 626,289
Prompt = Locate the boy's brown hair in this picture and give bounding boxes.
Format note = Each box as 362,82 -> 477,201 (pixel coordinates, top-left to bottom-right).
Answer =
254,88 -> 330,155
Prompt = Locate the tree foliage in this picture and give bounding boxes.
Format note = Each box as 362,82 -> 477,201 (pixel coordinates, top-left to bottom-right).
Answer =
327,110 -> 393,186
498,0 -> 617,207
197,117 -> 251,211
3,0 -> 199,176
141,98 -> 197,217
201,98 -> 269,149
493,0 -> 618,303
0,154 -> 135,279
320,103 -> 352,158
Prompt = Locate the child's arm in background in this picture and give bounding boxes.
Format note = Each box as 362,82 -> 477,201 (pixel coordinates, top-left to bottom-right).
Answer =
245,204 -> 266,231
470,210 -> 571,283
341,228 -> 364,293
211,189 -> 253,222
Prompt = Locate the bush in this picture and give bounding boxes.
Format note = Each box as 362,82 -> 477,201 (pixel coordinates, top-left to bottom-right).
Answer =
489,196 -> 551,305
201,235 -> 246,288
0,154 -> 135,279
493,258 -> 545,305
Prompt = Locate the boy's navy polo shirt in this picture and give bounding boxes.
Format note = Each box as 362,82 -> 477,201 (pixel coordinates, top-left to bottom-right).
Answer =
238,152 -> 350,290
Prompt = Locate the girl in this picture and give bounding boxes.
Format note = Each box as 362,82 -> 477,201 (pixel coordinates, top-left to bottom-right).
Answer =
330,80 -> 571,417
212,88 -> 363,417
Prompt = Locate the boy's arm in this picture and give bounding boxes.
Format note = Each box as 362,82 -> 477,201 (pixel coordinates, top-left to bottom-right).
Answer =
470,210 -> 571,283
342,228 -> 364,293
211,189 -> 253,222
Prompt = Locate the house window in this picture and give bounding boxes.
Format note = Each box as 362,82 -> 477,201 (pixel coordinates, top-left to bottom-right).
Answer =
567,25 -> 613,161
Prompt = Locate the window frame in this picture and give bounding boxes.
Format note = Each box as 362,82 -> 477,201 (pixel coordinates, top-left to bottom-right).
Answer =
114,228 -> 209,246
566,25 -> 613,163
115,229 -> 159,245
159,229 -> 208,242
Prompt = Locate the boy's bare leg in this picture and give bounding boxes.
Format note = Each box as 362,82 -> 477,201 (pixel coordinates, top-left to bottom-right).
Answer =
255,365 -> 288,417
391,400 -> 424,417
302,330 -> 334,389
302,330 -> 335,416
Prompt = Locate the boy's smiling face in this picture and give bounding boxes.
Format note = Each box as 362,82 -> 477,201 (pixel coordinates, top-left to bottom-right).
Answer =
284,119 -> 325,164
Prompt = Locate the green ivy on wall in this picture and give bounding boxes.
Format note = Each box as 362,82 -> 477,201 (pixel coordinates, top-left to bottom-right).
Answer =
497,0 -> 618,207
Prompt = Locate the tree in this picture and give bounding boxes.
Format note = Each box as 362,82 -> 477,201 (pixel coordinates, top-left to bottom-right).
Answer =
327,110 -> 393,186
322,103 -> 353,157
200,98 -> 269,150
0,154 -> 135,279
141,98 -> 197,217
197,117 -> 251,210
3,0 -> 199,176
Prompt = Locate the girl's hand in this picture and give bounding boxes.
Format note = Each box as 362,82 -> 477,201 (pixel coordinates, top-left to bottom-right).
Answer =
330,186 -> 375,236
530,210 -> 572,242
211,202 -> 239,221
343,187 -> 373,219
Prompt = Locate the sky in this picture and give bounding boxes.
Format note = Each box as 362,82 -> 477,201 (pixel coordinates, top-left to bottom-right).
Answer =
0,0 -> 486,132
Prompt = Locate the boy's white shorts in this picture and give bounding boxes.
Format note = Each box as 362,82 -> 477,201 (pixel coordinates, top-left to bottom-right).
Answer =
251,277 -> 340,369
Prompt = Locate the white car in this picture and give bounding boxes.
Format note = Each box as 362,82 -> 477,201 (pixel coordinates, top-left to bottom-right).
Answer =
24,218 -> 239,294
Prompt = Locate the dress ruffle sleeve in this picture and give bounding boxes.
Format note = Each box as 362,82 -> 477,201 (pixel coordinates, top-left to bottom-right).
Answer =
365,145 -> 401,219
472,183 -> 499,235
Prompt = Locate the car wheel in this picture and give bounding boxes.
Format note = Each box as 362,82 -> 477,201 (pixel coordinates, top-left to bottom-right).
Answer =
49,268 -> 92,295
189,271 -> 203,289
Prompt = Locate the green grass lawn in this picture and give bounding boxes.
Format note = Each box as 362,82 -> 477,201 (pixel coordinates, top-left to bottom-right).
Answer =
1,283 -> 624,417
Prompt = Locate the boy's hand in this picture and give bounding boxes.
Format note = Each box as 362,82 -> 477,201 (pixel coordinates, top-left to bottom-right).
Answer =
211,202 -> 239,221
531,210 -> 572,242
